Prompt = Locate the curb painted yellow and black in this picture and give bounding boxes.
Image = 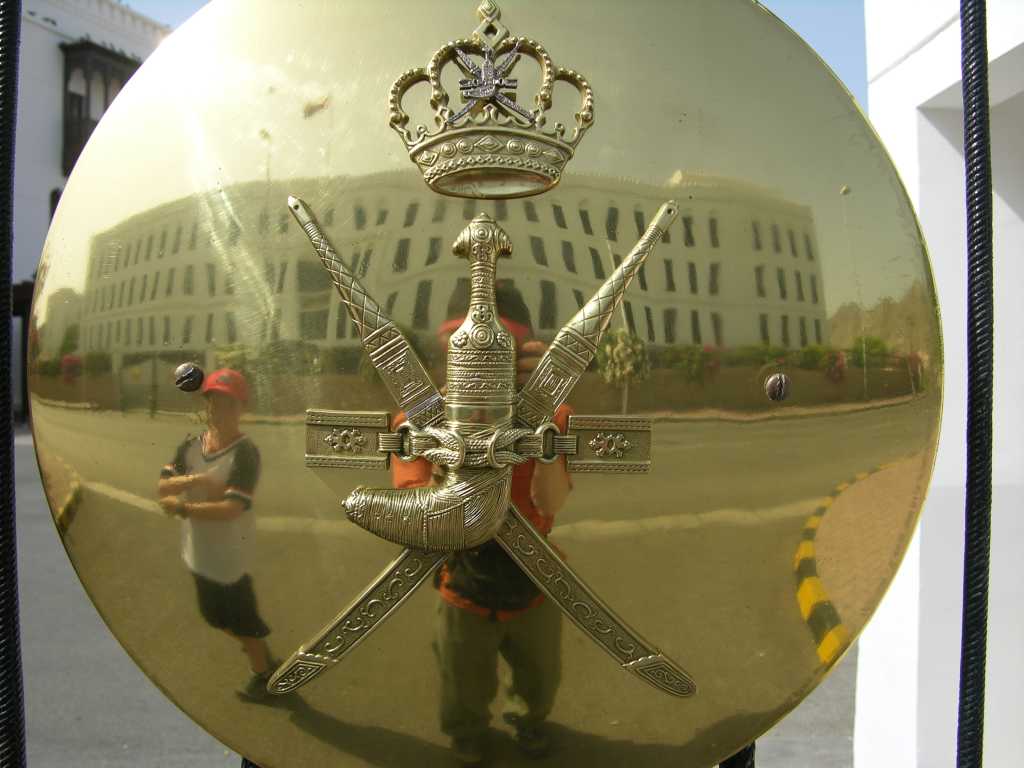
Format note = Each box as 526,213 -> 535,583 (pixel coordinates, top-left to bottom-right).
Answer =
792,463 -> 895,665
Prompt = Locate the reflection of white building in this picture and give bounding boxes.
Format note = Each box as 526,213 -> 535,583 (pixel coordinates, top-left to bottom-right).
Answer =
79,171 -> 827,366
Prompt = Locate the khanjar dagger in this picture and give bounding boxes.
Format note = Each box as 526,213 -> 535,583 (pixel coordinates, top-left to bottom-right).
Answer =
269,199 -> 695,699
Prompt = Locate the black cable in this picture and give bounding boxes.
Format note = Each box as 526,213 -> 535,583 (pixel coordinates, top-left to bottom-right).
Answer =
721,743 -> 755,768
957,1 -> 994,767
0,0 -> 24,766
241,759 -> 261,768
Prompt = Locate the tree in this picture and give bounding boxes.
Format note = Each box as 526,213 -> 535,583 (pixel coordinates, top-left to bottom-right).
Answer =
596,328 -> 650,414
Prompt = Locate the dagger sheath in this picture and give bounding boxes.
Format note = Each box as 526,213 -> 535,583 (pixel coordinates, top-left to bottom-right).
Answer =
287,196 -> 444,428
517,201 -> 679,429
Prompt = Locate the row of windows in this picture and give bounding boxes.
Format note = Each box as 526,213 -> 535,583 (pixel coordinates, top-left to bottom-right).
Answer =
752,221 -> 815,261
759,314 -> 824,348
95,222 -> 201,277
753,267 -> 819,304
87,311 -> 239,352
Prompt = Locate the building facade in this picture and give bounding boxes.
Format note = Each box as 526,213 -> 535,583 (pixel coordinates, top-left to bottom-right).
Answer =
75,170 -> 827,374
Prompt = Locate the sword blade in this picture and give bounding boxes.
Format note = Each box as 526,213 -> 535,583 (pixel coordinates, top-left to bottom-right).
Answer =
288,196 -> 444,427
516,201 -> 679,428
495,506 -> 696,698
268,548 -> 445,694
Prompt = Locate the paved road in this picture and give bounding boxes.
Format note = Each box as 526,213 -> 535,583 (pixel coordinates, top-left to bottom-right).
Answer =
17,396 -> 935,765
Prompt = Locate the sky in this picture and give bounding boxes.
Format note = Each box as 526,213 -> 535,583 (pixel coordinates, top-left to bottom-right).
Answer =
122,0 -> 869,106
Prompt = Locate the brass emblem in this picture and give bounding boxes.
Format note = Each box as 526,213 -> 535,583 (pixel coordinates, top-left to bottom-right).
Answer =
270,197 -> 695,698
388,1 -> 594,198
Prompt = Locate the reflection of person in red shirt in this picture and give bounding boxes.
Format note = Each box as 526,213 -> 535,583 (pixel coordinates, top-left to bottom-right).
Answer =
392,282 -> 571,766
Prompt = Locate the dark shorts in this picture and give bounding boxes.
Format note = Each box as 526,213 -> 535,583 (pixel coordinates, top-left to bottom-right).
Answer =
191,572 -> 270,639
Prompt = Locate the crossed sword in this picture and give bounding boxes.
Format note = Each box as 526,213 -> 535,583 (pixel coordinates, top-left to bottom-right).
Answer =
269,196 -> 696,700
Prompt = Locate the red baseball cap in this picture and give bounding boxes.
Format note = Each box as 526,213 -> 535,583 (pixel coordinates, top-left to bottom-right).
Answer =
201,368 -> 249,403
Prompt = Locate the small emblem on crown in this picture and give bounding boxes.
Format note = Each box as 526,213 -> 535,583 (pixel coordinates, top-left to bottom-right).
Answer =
388,0 -> 594,200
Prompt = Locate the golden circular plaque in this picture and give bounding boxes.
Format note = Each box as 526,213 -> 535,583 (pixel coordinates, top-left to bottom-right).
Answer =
30,1 -> 941,766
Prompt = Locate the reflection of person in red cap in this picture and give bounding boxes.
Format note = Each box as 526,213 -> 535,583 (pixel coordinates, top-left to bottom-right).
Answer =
393,282 -> 572,764
157,369 -> 277,702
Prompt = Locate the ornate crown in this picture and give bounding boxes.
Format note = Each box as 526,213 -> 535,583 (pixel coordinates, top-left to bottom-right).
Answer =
388,0 -> 594,199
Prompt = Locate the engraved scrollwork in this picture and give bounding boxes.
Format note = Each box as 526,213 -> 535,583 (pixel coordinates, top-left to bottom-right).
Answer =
588,432 -> 632,459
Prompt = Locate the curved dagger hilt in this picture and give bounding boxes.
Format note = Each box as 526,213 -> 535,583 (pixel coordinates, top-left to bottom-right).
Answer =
342,214 -> 517,551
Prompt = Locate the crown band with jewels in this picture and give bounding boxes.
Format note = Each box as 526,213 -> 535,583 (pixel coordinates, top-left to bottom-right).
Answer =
388,1 -> 594,199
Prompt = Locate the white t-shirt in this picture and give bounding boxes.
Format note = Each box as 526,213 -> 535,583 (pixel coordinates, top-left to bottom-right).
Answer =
161,433 -> 261,585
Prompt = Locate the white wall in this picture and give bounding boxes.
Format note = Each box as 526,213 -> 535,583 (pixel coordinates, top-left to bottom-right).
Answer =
859,3 -> 1024,766
13,0 -> 166,283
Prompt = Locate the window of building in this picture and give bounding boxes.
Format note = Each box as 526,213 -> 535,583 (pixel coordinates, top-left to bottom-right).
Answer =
579,209 -> 593,235
136,318 -> 143,346
127,277 -> 135,306
691,310 -> 702,344
771,224 -> 781,253
709,262 -> 720,296
393,238 -> 410,272
606,206 -> 619,242
494,199 -> 507,221
172,225 -> 182,254
148,316 -> 155,346
709,217 -> 720,248
114,321 -> 121,343
682,216 -> 695,247
205,313 -> 214,343
634,210 -> 646,237
788,229 -> 797,258
760,313 -> 770,344
163,316 -> 171,344
752,221 -> 763,251
464,199 -> 479,221
426,237 -> 442,266
637,264 -> 648,291
432,199 -> 446,223
182,316 -> 193,345
664,308 -> 677,344
207,264 -> 217,296
403,202 -> 419,228
298,260 -> 331,291
781,315 -> 790,347
150,272 -> 160,300
385,292 -> 398,315
804,234 -> 814,261
590,248 -> 606,280
776,268 -> 787,300
755,265 -> 765,297
354,205 -> 367,230
539,280 -> 557,329
561,241 -> 576,273
299,309 -> 326,340
335,303 -> 348,339
573,289 -> 585,309
644,306 -> 655,342
359,249 -> 372,279
524,200 -> 538,222
810,274 -> 819,304
376,208 -> 388,226
276,262 -> 288,293
413,280 -> 432,329
623,301 -> 636,335
799,317 -> 808,347
814,318 -> 822,344
664,259 -> 676,292
530,236 -> 548,266
186,265 -> 197,296
688,262 -> 698,294
139,274 -> 148,303
553,204 -> 567,229
795,270 -> 805,301
189,222 -> 198,249
145,234 -> 153,260
711,312 -> 723,347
